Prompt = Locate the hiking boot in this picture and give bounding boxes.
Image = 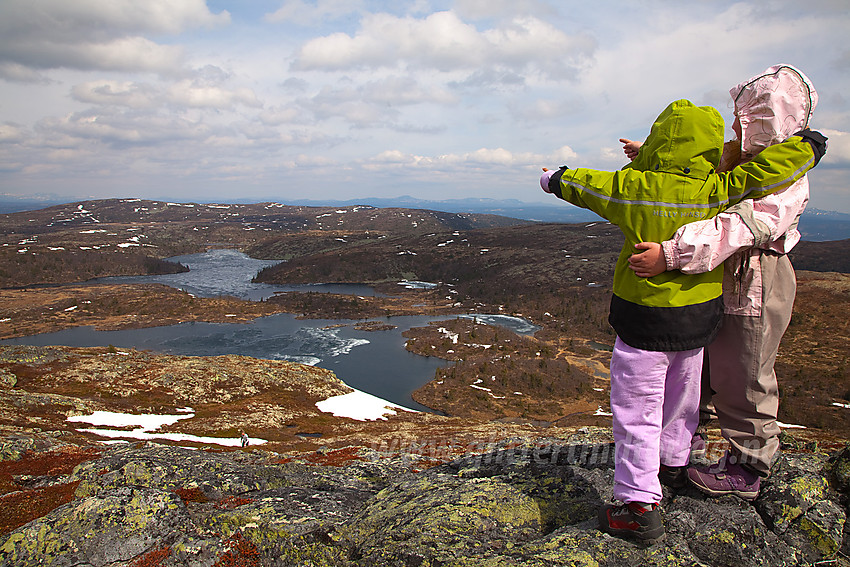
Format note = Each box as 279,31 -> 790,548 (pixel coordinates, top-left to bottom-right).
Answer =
687,453 -> 761,501
598,501 -> 664,542
659,464 -> 688,489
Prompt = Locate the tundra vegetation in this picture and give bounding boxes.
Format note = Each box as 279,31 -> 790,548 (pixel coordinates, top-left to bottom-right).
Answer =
0,199 -> 848,565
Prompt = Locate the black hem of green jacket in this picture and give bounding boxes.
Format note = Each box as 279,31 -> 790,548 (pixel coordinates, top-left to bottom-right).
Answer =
608,294 -> 723,352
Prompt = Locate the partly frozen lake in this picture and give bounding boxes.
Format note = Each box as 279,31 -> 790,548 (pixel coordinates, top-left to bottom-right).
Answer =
3,250 -> 539,413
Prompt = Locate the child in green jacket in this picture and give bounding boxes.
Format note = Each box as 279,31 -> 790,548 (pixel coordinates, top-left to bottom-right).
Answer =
540,98 -> 825,542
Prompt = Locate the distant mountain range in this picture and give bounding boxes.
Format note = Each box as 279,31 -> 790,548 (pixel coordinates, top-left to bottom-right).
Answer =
2,194 -> 848,241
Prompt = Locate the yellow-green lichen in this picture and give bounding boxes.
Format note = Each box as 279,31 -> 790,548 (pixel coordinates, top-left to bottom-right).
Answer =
0,532 -> 26,555
708,530 -> 736,544
789,475 -> 828,500
779,503 -> 805,525
798,515 -> 842,557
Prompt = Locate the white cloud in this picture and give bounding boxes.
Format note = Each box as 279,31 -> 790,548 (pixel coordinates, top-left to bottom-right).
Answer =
0,62 -> 50,83
361,76 -> 458,106
0,0 -> 229,74
292,11 -> 595,74
167,80 -> 262,109
0,0 -> 229,39
549,145 -> 579,164
365,145 -> 577,171
306,84 -> 398,126
454,0 -> 553,20
71,71 -> 262,112
3,36 -> 185,75
259,105 -> 305,126
37,110 -> 212,147
71,80 -> 159,109
511,97 -> 588,121
576,2 -> 843,123
79,37 -> 186,74
0,123 -> 27,144
0,1 -> 848,212
281,74 -> 460,131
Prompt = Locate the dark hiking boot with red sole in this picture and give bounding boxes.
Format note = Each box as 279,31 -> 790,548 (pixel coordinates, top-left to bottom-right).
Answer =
598,501 -> 664,542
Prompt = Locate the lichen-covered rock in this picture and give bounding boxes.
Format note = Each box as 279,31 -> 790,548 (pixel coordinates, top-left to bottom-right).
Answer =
757,460 -> 830,534
344,473 -> 544,564
788,499 -> 846,561
0,368 -> 16,389
755,452 -> 847,563
0,486 -> 188,566
1,436 -> 848,566
70,442 -> 281,499
0,436 -> 37,462
830,445 -> 850,493
666,494 -> 801,566
0,430 -> 71,462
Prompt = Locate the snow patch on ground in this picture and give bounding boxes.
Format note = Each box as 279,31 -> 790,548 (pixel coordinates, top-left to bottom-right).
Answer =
67,409 -> 267,446
315,389 -> 418,421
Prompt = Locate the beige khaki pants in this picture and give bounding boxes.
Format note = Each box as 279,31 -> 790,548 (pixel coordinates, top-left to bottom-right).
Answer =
707,253 -> 795,476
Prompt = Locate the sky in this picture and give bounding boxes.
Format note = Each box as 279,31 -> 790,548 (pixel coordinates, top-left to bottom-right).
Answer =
1,0 -> 849,212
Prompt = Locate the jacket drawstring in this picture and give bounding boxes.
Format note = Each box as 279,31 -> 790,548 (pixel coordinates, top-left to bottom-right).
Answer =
732,251 -> 751,298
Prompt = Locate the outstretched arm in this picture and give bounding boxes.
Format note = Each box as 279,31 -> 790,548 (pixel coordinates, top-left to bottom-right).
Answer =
721,129 -> 824,205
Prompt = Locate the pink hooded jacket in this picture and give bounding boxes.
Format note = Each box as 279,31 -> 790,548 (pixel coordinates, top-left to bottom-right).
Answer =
661,64 -> 818,316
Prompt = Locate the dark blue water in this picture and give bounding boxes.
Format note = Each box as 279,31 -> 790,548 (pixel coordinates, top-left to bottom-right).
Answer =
3,250 -> 539,412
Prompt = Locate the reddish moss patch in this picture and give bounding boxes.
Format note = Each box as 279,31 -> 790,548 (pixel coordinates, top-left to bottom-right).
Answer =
0,446 -> 102,534
173,486 -> 209,504
214,531 -> 260,567
129,546 -> 172,567
304,446 -> 366,467
0,447 -> 101,495
277,446 -> 366,467
0,481 -> 80,535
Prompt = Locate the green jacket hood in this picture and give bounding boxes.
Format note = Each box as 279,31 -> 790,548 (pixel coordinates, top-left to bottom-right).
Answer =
628,99 -> 724,179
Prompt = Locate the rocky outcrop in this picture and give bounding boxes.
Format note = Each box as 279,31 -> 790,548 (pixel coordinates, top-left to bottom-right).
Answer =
1,433 -> 847,566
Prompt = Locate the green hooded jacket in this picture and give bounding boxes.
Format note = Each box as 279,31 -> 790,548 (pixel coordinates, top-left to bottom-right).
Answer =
549,99 -> 816,350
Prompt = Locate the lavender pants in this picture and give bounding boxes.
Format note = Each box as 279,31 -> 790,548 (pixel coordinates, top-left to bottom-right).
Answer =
610,337 -> 703,503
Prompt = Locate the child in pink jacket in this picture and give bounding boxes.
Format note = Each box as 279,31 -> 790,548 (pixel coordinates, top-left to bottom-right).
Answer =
625,64 -> 818,500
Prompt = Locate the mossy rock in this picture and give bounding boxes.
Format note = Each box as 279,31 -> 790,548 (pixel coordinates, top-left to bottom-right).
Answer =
0,487 -> 188,566
828,445 -> 850,492
757,454 -> 830,534
0,368 -> 17,388
343,473 -> 544,564
665,495 -> 801,566
782,499 -> 846,562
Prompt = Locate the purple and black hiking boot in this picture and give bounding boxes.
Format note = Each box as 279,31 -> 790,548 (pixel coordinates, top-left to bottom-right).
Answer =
598,501 -> 664,542
687,452 -> 761,501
